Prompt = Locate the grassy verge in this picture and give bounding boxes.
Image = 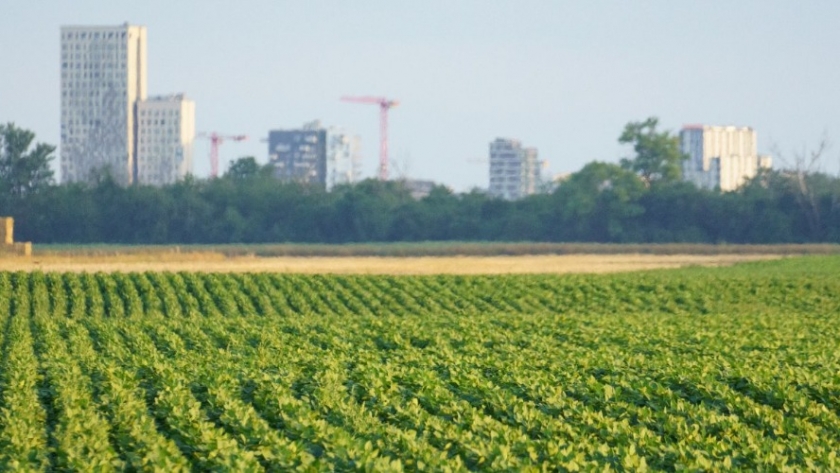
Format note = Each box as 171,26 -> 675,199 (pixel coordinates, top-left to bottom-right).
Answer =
31,242 -> 840,258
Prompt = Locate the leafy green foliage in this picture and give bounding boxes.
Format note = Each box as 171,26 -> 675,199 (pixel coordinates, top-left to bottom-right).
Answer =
10,169 -> 840,244
0,123 -> 55,198
551,162 -> 646,241
224,156 -> 273,180
4,122 -> 840,244
0,258 -> 837,469
618,117 -> 686,187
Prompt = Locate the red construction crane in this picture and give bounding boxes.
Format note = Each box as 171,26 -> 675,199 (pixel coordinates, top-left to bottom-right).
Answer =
196,132 -> 248,178
340,96 -> 399,180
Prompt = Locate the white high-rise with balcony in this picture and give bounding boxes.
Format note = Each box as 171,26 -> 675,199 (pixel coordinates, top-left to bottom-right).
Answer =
60,24 -> 147,185
489,138 -> 540,200
136,95 -> 195,185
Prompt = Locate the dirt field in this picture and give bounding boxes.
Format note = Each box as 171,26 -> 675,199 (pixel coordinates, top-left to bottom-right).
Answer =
0,253 -> 781,274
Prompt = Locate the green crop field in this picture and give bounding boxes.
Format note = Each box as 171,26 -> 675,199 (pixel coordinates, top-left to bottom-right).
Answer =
0,257 -> 838,471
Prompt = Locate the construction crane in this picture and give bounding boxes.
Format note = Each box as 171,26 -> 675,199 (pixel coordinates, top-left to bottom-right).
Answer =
340,96 -> 399,180
196,132 -> 248,178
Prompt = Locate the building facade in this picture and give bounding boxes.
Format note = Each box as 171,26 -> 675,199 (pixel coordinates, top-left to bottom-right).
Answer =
489,138 -> 540,200
680,125 -> 772,192
60,24 -> 147,185
402,179 -> 437,199
267,122 -> 327,187
135,94 -> 195,185
268,121 -> 360,189
325,128 -> 361,191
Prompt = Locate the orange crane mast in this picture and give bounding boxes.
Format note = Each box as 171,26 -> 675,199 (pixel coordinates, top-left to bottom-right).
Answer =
196,132 -> 248,178
340,96 -> 399,181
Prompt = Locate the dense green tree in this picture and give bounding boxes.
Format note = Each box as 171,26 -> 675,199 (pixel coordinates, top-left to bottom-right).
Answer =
0,123 -> 55,199
636,181 -> 710,242
3,119 -> 839,245
224,156 -> 272,180
332,180 -> 413,241
449,190 -> 487,239
618,117 -> 685,187
5,167 -> 840,245
550,162 -> 646,241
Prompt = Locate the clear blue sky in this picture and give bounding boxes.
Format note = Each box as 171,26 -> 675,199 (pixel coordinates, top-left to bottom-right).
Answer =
2,1 -> 839,191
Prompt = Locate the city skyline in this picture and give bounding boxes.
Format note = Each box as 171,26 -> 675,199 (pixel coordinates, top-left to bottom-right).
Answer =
2,2 -> 840,191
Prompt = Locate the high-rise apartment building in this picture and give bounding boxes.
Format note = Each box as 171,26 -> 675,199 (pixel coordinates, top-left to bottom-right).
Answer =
136,95 -> 195,185
60,24 -> 147,185
268,122 -> 327,187
325,128 -> 361,191
489,138 -> 540,200
268,121 -> 360,189
680,125 -> 772,192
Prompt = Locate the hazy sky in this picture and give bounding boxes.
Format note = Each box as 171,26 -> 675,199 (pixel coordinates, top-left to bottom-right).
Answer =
2,1 -> 839,191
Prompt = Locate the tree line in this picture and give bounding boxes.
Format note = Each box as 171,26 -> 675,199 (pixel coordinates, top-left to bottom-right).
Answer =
1,120 -> 839,244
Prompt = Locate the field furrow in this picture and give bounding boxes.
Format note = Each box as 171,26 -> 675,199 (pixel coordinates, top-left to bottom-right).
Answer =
0,257 -> 835,470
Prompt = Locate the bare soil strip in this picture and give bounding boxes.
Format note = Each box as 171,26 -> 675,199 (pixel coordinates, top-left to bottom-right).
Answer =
0,253 -> 780,274
33,242 -> 840,258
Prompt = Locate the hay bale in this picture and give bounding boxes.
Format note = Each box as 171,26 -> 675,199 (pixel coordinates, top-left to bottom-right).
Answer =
0,218 -> 31,256
14,242 -> 31,257
0,217 -> 13,245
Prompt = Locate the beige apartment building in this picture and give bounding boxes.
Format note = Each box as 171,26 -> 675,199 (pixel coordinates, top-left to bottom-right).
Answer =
136,95 -> 195,185
60,24 -> 147,185
680,125 -> 772,192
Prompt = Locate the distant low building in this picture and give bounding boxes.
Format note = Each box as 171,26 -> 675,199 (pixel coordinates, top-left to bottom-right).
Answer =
488,138 -> 541,200
402,179 -> 437,199
553,172 -> 572,183
539,171 -> 571,193
680,125 -> 772,192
